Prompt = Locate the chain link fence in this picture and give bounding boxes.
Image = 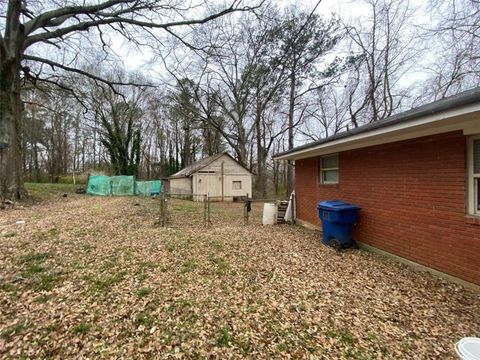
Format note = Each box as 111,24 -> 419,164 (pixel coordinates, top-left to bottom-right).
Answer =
157,193 -> 269,228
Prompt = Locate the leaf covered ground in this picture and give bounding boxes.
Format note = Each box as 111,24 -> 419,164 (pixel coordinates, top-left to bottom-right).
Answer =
0,189 -> 479,359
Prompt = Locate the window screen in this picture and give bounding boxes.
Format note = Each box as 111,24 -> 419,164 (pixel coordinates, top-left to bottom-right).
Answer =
232,181 -> 242,190
320,154 -> 339,184
322,155 -> 339,169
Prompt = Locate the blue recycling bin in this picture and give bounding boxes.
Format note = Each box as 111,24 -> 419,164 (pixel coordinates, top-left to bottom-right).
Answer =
317,200 -> 361,249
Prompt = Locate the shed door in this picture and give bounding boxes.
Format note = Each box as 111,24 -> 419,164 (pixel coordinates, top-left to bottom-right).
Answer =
196,173 -> 222,198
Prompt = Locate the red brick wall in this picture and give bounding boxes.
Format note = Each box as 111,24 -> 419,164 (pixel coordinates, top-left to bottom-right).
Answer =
295,131 -> 480,285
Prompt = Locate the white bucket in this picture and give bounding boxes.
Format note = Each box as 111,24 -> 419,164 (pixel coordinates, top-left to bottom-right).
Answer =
262,203 -> 276,225
456,338 -> 480,360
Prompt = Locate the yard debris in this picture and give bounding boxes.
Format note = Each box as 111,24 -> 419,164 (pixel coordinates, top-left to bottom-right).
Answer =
1,200 -> 14,210
0,195 -> 478,358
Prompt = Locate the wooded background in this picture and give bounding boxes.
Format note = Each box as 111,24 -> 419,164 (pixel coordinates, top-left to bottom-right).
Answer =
1,0 -> 478,199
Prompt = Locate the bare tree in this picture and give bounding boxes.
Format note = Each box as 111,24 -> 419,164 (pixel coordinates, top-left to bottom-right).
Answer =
418,0 -> 480,101
270,6 -> 343,196
344,0 -> 416,126
0,0 -> 258,200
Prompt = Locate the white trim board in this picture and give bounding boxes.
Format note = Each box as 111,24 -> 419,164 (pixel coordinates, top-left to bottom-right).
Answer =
275,105 -> 480,160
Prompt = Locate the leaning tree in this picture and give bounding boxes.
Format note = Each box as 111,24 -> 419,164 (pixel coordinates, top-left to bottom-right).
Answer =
0,0 -> 257,200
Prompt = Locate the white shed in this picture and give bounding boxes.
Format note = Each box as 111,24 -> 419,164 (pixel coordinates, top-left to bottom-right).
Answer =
169,153 -> 253,201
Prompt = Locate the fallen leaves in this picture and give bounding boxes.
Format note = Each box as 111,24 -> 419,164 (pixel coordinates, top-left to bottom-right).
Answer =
0,194 -> 479,359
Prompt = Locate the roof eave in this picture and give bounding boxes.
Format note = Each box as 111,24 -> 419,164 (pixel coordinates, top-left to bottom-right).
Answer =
274,103 -> 480,161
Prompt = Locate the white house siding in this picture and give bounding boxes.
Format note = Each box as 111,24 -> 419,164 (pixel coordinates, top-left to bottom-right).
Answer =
169,177 -> 192,195
223,174 -> 252,199
191,154 -> 252,201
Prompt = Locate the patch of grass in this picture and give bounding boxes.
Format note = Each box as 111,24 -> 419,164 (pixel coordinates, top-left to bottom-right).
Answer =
85,271 -> 127,294
0,279 -> 16,293
25,262 -> 45,274
25,183 -> 77,201
136,260 -> 157,280
210,256 -> 230,276
18,252 -> 51,264
35,294 -> 54,303
180,258 -> 197,274
2,231 -> 17,238
166,299 -> 193,314
239,336 -> 253,355
134,311 -> 155,327
1,320 -> 30,340
210,239 -> 223,250
338,330 -> 357,346
172,206 -> 197,213
71,322 -> 92,335
101,257 -> 117,270
326,327 -> 358,347
215,325 -> 235,348
36,273 -> 60,291
82,243 -> 94,252
165,243 -> 175,252
43,324 -> 59,335
36,228 -> 60,241
17,251 -> 60,291
137,287 -> 152,298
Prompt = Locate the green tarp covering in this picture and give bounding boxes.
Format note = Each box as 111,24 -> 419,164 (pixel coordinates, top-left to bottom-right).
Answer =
135,180 -> 162,196
87,176 -> 162,196
111,176 -> 135,196
86,175 -> 111,196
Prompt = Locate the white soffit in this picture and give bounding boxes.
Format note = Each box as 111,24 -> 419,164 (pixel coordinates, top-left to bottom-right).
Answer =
276,104 -> 480,161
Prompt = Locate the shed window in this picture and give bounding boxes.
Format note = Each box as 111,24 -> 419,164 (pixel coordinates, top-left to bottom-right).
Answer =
468,136 -> 480,215
232,181 -> 242,190
320,154 -> 339,184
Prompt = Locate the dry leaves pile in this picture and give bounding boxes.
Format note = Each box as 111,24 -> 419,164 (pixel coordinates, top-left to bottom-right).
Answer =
0,194 -> 479,359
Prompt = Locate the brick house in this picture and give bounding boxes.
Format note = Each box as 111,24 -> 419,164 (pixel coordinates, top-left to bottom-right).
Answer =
274,88 -> 480,286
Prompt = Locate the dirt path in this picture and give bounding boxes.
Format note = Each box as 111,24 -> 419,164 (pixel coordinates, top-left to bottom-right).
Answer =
1,195 -> 479,359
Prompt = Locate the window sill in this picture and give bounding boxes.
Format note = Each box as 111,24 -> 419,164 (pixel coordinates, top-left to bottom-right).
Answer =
465,215 -> 480,226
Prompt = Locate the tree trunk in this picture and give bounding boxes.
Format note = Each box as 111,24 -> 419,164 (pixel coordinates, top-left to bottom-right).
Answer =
254,108 -> 267,199
0,63 -> 27,200
286,70 -> 296,197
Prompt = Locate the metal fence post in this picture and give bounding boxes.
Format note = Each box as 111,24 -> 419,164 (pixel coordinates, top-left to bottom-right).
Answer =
204,194 -> 207,228
159,191 -> 166,227
244,193 -> 249,226
207,195 -> 211,227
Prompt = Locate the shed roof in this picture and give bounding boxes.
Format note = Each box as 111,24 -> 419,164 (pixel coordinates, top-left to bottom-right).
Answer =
274,86 -> 480,160
169,152 -> 251,179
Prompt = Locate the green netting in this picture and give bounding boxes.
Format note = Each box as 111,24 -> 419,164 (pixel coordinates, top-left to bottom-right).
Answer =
111,176 -> 135,196
135,180 -> 162,196
86,175 -> 111,196
87,176 -> 162,196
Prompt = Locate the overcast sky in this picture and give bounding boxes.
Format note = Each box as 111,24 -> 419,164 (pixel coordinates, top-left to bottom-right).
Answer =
111,0 -> 432,82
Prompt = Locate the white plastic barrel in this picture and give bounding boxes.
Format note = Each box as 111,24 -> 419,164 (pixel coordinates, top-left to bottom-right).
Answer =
456,338 -> 480,360
262,203 -> 276,225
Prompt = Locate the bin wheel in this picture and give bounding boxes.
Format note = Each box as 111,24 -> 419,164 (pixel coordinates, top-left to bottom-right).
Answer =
329,238 -> 341,251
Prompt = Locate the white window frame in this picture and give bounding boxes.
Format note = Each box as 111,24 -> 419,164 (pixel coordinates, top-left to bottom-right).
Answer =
232,180 -> 242,190
320,154 -> 339,184
467,135 -> 480,216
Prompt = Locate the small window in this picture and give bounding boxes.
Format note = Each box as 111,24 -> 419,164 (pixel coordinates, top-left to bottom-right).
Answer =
320,154 -> 339,184
469,137 -> 480,215
232,181 -> 242,190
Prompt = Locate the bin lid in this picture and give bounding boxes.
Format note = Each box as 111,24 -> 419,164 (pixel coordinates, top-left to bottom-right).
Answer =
317,200 -> 361,211
456,338 -> 480,360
